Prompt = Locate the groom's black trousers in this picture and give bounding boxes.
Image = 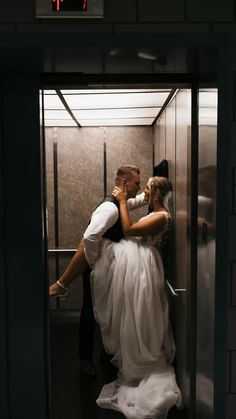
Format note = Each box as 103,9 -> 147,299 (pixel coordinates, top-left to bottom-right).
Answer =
78,266 -> 95,361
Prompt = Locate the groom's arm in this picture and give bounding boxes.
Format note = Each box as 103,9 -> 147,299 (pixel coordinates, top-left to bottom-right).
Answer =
127,192 -> 147,210
83,201 -> 118,267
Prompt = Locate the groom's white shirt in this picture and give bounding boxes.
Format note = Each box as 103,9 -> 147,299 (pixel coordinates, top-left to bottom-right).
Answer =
83,192 -> 146,267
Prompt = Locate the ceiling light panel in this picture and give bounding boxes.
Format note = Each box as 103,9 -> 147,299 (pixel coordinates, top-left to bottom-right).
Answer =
44,120 -> 77,127
80,118 -> 153,127
73,107 -> 160,120
43,94 -> 65,110
44,110 -> 74,120
63,92 -> 170,110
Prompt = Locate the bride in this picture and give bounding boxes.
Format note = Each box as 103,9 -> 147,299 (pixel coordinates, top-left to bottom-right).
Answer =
91,176 -> 181,419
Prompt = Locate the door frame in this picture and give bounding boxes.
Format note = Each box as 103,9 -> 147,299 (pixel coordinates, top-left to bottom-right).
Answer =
41,72 -> 217,419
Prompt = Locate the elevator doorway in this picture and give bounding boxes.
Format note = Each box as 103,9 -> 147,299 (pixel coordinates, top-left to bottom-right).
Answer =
40,80 -> 217,419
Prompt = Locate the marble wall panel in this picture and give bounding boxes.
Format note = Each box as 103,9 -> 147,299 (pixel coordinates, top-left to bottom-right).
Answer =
153,124 -> 160,165
153,113 -> 166,166
159,112 -> 166,161
56,127 -> 104,248
105,126 -> 153,221
45,125 -> 153,310
165,98 -> 176,212
45,128 -> 55,249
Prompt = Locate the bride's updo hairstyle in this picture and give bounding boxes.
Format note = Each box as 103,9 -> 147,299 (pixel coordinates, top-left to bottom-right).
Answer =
147,176 -> 172,202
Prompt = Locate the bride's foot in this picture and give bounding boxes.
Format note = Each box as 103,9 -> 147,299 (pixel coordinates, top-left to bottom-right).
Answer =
49,281 -> 69,298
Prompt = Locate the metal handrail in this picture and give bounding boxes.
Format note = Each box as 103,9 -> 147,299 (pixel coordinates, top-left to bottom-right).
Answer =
165,279 -> 187,297
48,248 -> 77,254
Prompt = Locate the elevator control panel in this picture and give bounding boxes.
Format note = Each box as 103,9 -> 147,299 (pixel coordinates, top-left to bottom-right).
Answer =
36,0 -> 103,18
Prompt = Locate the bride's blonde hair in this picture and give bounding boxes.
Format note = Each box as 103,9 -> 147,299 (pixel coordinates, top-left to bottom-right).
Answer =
147,176 -> 172,201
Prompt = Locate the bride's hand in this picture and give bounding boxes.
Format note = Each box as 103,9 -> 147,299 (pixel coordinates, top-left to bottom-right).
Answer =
112,186 -> 128,202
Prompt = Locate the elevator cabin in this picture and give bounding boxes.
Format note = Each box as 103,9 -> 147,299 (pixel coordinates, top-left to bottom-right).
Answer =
41,84 -> 217,419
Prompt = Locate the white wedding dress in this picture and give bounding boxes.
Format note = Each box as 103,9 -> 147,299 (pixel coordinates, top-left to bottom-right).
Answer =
90,211 -> 181,419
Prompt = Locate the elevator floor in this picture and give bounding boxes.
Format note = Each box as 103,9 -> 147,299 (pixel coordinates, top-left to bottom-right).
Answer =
50,322 -> 185,419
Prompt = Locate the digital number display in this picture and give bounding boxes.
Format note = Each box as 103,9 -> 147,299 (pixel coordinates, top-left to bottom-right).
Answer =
52,0 -> 87,12
36,0 -> 103,19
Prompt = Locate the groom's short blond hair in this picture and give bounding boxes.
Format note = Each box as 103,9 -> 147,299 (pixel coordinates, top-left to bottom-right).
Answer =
115,165 -> 140,184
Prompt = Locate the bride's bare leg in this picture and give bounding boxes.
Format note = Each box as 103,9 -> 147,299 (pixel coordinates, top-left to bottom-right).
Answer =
49,240 -> 88,297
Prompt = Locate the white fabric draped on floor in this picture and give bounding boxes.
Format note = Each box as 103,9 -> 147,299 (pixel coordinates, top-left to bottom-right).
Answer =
91,212 -> 181,418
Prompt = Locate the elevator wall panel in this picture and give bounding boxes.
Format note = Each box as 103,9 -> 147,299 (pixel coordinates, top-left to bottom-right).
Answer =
154,89 -> 191,409
153,112 -> 166,164
56,127 -> 104,248
159,112 -> 166,161
153,124 -> 161,164
175,90 -> 190,289
106,126 -> 153,221
175,89 -> 191,403
196,90 -> 217,419
45,128 -> 55,249
45,125 -> 153,311
165,98 -> 176,215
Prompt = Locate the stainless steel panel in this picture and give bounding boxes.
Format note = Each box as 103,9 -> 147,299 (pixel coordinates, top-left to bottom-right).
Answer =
154,89 -> 191,416
165,97 -> 176,216
175,89 -> 192,408
154,112 -> 166,164
196,89 -> 217,419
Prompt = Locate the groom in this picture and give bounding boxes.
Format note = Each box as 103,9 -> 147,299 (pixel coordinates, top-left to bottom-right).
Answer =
50,165 -> 146,375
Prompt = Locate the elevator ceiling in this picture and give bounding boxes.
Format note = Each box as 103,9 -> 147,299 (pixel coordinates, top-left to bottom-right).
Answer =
40,88 -> 172,127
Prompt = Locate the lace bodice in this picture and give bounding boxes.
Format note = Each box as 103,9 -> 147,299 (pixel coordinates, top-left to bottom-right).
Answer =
139,210 -> 171,247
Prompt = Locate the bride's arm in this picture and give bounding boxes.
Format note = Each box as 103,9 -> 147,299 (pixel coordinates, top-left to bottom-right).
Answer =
112,187 -> 166,237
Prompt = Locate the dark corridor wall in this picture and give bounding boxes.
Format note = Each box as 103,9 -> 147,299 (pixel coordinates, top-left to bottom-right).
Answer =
0,1 -> 235,419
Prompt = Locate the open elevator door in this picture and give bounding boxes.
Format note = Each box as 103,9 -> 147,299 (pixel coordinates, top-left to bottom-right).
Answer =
195,88 -> 217,419
165,86 -> 218,419
40,77 -> 217,419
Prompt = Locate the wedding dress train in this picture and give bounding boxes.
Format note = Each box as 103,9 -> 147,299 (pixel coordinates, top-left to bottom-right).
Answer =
91,212 -> 181,418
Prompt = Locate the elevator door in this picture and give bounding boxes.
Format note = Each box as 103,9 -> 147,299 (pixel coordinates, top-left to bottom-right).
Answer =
195,89 -> 217,419
155,87 -> 217,419
172,89 -> 191,419
154,88 -> 192,418
43,84 -> 217,419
